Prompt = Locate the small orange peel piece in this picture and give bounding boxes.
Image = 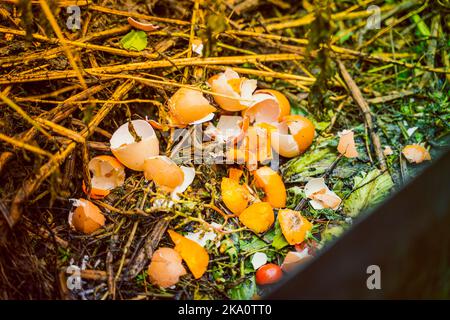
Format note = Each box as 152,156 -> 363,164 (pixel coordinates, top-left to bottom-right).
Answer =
278,209 -> 313,245
402,144 -> 431,164
254,166 -> 286,208
168,230 -> 209,279
239,202 -> 274,233
221,177 -> 249,215
228,168 -> 244,181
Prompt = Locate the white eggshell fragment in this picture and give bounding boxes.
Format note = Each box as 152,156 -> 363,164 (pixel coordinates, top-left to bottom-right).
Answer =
304,178 -> 342,210
251,252 -> 268,270
171,166 -> 196,200
110,120 -> 159,171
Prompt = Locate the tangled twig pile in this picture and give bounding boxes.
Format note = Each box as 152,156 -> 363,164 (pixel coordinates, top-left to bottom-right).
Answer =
0,0 -> 449,299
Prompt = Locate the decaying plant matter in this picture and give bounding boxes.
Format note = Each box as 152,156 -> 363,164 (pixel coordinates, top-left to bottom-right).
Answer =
0,0 -> 449,300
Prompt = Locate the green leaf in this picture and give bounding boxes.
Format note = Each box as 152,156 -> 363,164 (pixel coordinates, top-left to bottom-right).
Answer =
271,220 -> 289,250
228,276 -> 256,300
410,14 -> 430,37
281,146 -> 336,183
120,30 -> 148,51
239,237 -> 267,252
344,169 -> 394,217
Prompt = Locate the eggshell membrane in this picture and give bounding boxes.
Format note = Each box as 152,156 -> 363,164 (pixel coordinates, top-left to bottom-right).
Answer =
144,156 -> 184,192
82,181 -> 110,200
239,202 -> 274,233
221,177 -> 249,215
304,177 -> 341,210
210,68 -> 257,111
69,199 -> 105,234
243,89 -> 290,124
254,166 -> 286,208
278,209 -> 312,245
281,249 -> 312,273
110,120 -> 159,171
402,144 -> 431,164
168,88 -> 216,125
337,129 -> 359,158
148,247 -> 187,288
168,230 -> 209,279
256,89 -> 291,118
84,155 -> 125,199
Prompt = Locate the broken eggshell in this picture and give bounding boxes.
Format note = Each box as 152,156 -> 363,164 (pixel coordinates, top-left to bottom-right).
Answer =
304,177 -> 342,210
147,247 -> 187,288
337,129 -> 359,158
110,120 -> 159,171
209,68 -> 257,111
243,89 -> 290,124
251,252 -> 268,270
271,115 -> 315,158
191,38 -> 203,56
83,155 -> 125,199
68,199 -> 105,234
281,249 -> 312,273
168,87 -> 216,125
127,17 -> 159,32
205,115 -> 249,144
402,144 -> 431,164
171,166 -> 196,200
144,156 -> 185,192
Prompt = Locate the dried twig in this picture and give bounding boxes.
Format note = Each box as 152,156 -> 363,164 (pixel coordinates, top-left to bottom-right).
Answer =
1,80 -> 134,235
337,59 -> 387,171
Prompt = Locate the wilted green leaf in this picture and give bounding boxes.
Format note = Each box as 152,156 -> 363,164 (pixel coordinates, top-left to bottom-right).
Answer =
281,147 -> 336,183
344,169 -> 394,217
120,30 -> 148,51
228,276 -> 256,300
286,186 -> 305,209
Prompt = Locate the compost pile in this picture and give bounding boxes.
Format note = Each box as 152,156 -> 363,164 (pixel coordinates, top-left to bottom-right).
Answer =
0,0 -> 449,300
